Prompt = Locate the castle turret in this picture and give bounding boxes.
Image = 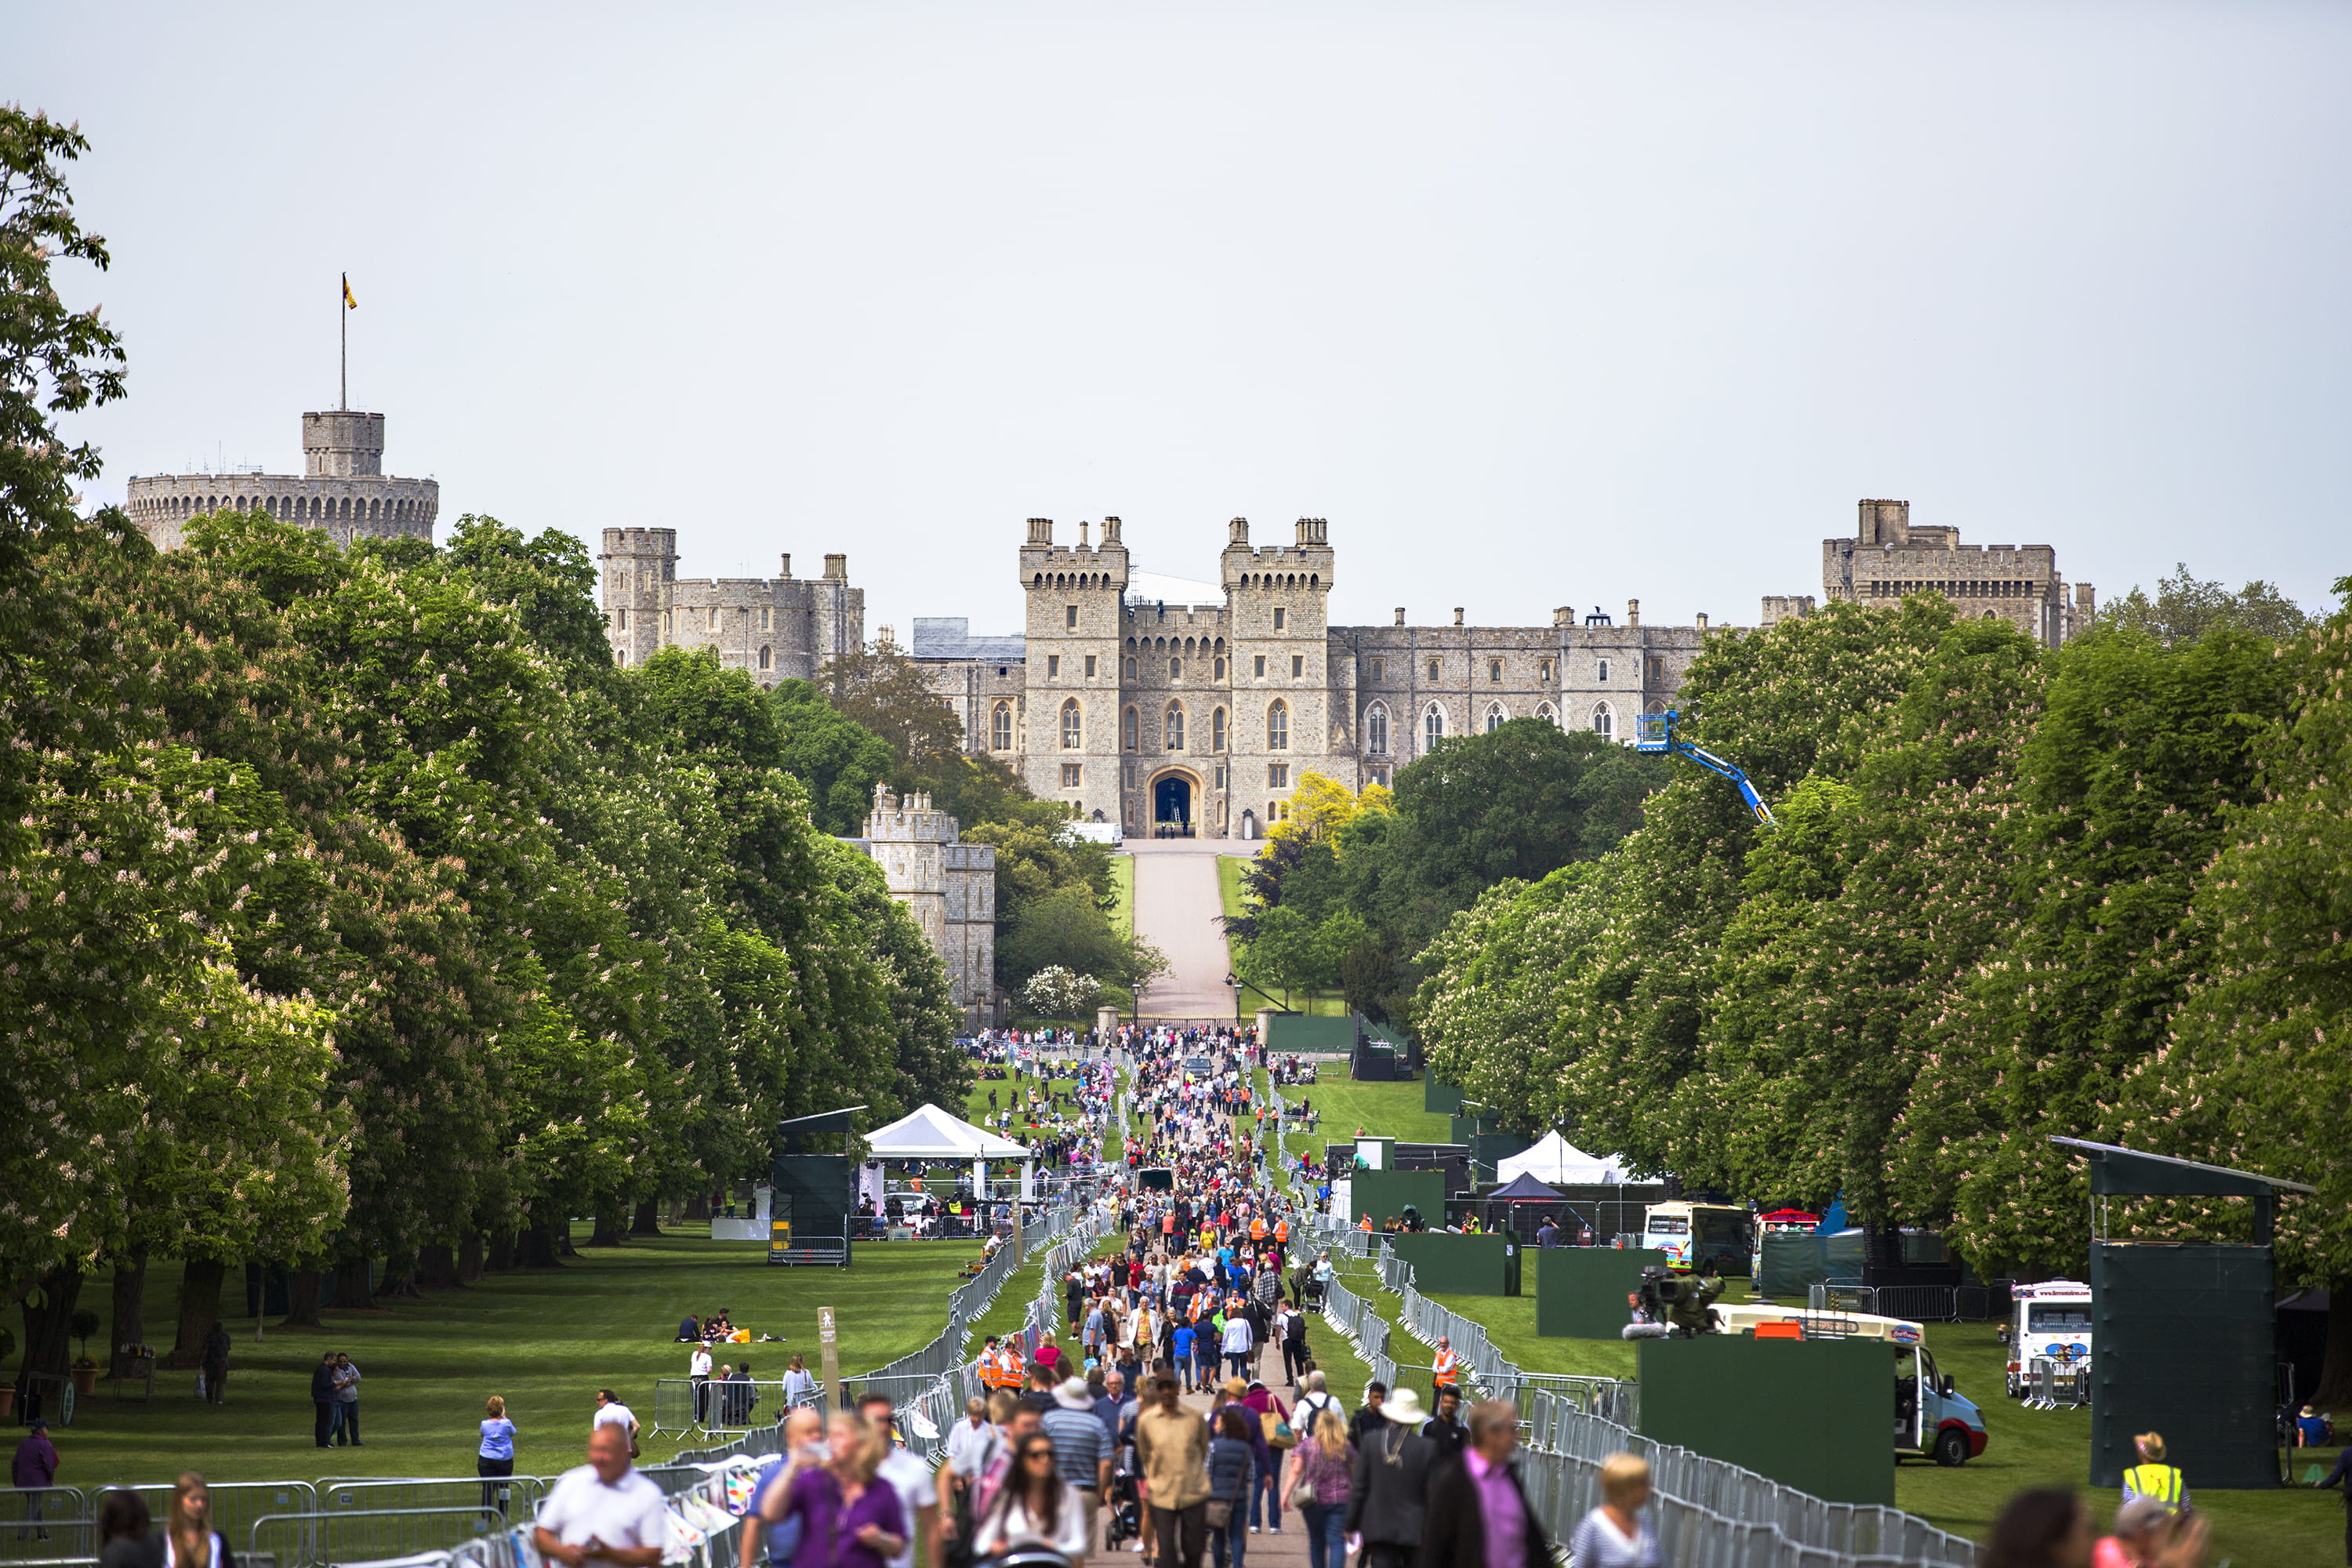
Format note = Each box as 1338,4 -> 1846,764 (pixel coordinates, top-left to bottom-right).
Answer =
1020,517 -> 1130,824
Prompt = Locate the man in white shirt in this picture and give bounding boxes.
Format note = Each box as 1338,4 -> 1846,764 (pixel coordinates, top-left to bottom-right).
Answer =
942,1396 -> 1000,1483
592,1389 -> 640,1451
534,1424 -> 667,1568
858,1393 -> 942,1568
690,1344 -> 714,1425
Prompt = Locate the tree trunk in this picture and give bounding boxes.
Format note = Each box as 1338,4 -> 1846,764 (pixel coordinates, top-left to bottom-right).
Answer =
418,1243 -> 463,1290
458,1232 -> 486,1283
379,1250 -> 425,1300
588,1207 -> 626,1247
279,1270 -> 325,1329
2314,1285 -> 2352,1406
165,1258 -> 227,1370
485,1230 -> 517,1272
631,1199 -> 663,1237
16,1264 -> 84,1407
327,1254 -> 376,1311
684,1195 -> 710,1222
109,1250 -> 149,1379
558,1222 -> 580,1258
524,1222 -> 566,1269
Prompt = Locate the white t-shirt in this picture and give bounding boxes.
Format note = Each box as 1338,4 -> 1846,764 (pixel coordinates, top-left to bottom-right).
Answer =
593,1402 -> 638,1432
876,1446 -> 940,1568
690,1348 -> 713,1377
535,1463 -> 670,1552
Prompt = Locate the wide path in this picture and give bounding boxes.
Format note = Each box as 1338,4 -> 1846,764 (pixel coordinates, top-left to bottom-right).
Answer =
1082,1383 -> 1317,1568
1126,840 -> 1253,1020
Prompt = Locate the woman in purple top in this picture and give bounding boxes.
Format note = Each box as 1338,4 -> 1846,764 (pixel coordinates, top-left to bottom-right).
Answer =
774,1412 -> 908,1568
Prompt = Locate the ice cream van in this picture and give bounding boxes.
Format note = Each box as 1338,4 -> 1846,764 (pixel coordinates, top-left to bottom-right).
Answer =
2003,1279 -> 2093,1398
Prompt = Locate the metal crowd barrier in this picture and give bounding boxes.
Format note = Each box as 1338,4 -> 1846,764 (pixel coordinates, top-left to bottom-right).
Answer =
252,1508 -> 503,1568
1805,1280 -> 2010,1325
647,1377 -> 796,1437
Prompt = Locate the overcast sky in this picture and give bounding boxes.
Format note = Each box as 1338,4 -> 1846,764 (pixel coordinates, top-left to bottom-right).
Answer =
20,1 -> 2351,637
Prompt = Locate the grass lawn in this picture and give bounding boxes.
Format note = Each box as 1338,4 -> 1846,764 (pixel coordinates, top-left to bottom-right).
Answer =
43,1231 -> 1009,1488
1110,854 -> 1136,938
1357,1247 -> 2347,1563
1217,854 -> 1248,925
1285,1075 -> 1452,1163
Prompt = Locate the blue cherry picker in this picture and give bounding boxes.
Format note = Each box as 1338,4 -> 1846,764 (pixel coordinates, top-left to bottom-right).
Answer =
1633,709 -> 1777,826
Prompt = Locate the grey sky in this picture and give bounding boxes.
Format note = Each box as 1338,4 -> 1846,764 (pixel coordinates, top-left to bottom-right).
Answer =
20,0 -> 2351,637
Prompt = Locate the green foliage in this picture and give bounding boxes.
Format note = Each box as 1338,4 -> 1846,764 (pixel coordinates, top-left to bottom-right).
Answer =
2099,562 -> 2310,644
769,677 -> 897,834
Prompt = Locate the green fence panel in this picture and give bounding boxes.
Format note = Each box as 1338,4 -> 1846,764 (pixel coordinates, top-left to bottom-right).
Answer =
1537,1247 -> 1671,1338
1638,1335 -> 1896,1505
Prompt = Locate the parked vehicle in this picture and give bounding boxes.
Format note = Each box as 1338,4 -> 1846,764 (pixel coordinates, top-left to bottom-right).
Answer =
1642,1200 -> 1752,1273
1749,1207 -> 1820,1277
2002,1279 -> 2093,1398
1715,1303 -> 1990,1466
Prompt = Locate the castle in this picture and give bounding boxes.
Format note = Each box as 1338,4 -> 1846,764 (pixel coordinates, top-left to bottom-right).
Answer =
1763,499 -> 2095,645
126,410 -> 438,551
842,785 -> 996,1027
598,527 -> 862,682
913,516 -> 1709,837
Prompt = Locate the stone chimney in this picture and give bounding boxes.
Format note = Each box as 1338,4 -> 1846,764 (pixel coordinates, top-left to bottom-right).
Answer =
1079,521 -> 1091,547
1102,517 -> 1123,543
779,553 -> 793,578
1395,608 -> 1406,626
824,554 -> 848,579
1695,612 -> 1709,630
1027,517 -> 1053,545
1626,598 -> 1640,628
1229,517 -> 1249,546
1453,608 -> 1465,626
1552,607 -> 1573,627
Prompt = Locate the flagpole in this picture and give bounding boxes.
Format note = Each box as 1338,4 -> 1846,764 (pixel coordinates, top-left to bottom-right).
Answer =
339,273 -> 347,412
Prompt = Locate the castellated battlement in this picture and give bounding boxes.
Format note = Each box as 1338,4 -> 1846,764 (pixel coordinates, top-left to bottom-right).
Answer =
597,530 -> 862,685
128,409 -> 438,552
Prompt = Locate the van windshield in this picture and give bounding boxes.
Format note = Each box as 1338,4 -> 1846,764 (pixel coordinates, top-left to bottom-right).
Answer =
2027,1305 -> 2092,1333
1647,1217 -> 1689,1235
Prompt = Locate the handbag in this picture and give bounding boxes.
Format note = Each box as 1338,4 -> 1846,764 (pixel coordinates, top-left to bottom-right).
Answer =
1204,1500 -> 1232,1530
1268,1415 -> 1297,1450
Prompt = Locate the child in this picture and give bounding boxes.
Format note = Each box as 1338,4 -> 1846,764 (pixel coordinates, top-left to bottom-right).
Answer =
1174,1322 -> 1197,1392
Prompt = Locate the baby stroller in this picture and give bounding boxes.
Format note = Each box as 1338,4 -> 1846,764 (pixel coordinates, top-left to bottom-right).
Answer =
1103,1437 -> 1144,1549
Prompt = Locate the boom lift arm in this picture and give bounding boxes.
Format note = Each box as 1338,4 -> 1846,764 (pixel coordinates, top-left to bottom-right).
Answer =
1633,709 -> 1776,826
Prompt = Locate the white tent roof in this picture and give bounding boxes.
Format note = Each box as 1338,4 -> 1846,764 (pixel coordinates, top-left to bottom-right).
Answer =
1497,1131 -> 1632,1185
863,1103 -> 1031,1160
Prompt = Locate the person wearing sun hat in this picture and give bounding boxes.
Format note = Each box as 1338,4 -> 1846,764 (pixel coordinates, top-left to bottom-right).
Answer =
1343,1387 -> 1436,1568
1040,1376 -> 1111,1553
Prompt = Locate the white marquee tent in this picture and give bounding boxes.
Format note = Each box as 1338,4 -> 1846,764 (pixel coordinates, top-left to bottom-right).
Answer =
863,1102 -> 1036,1199
1497,1131 -> 1632,1185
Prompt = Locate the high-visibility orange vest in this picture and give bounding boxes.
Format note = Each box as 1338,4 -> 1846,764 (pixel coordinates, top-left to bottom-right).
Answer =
1250,1218 -> 1269,1241
1433,1349 -> 1460,1388
1359,1215 -> 1374,1232
1275,1220 -> 1290,1244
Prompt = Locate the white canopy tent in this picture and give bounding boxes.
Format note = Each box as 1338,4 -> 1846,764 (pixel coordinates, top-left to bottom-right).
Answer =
863,1102 -> 1036,1200
1497,1131 -> 1632,1185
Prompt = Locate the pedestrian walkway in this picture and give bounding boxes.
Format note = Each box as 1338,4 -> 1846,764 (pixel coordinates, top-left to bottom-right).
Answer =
1082,1385 -> 1316,1568
1126,840 -> 1250,1020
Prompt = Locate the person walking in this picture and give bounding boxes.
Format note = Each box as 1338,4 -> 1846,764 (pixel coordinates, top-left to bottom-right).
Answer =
164,1472 -> 229,1568
331,1352 -> 363,1446
761,1410 -> 909,1568
96,1487 -> 159,1568
782,1354 -> 818,1410
1344,1387 -> 1435,1568
1281,1403 -> 1354,1568
743,1408 -> 826,1568
1421,1400 -> 1553,1568
2314,1440 -> 2352,1568
1346,1383 -> 1389,1447
534,1424 -> 668,1568
11,1420 -> 57,1541
2121,1432 -> 2187,1515
1564,1454 -> 1657,1568
1205,1408 -> 1254,1568
855,1394 -> 942,1568
1421,1385 -> 1468,1465
1135,1374 -> 1210,1568
972,1432 -> 1089,1559
478,1396 -> 519,1516
199,1323 -> 231,1406
310,1352 -> 339,1447
1221,1309 -> 1254,1382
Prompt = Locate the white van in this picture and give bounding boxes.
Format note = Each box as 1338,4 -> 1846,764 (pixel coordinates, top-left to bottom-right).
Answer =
1642,1201 -> 1751,1271
2004,1280 -> 2092,1398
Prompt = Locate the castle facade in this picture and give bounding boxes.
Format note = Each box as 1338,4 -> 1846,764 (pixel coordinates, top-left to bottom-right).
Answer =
842,785 -> 997,1028
1763,499 -> 2096,646
127,411 -> 439,551
913,516 -> 1708,838
597,527 -> 863,682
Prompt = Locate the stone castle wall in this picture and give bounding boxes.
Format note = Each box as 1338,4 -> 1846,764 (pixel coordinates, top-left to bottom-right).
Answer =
127,409 -> 438,551
597,528 -> 863,684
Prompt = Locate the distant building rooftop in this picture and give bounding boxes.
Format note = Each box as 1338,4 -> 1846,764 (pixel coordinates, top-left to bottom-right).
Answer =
1126,568 -> 1225,608
910,617 -> 1026,662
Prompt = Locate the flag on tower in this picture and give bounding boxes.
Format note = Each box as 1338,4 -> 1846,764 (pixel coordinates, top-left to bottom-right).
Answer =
343,274 -> 358,310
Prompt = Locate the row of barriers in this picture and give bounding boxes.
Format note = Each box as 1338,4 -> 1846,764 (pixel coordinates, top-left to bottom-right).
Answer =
1261,1075 -> 1976,1568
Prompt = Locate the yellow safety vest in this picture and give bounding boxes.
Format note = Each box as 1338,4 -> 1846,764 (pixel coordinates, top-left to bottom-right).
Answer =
2122,1464 -> 2184,1508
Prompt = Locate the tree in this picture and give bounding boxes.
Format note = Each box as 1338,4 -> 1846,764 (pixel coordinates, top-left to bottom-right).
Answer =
769,679 -> 896,835
1022,966 -> 1102,1020
821,633 -> 965,771
2100,563 -> 2309,644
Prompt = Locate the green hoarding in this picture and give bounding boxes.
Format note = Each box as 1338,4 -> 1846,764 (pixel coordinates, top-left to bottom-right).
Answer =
1536,1247 -> 1671,1338
1638,1336 -> 1895,1505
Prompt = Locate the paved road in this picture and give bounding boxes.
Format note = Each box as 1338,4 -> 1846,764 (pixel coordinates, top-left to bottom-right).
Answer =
1126,840 -> 1254,1020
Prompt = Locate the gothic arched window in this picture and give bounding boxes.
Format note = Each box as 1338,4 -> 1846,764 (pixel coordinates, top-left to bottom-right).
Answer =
1591,702 -> 1614,739
1485,702 -> 1507,733
1123,707 -> 1140,751
1061,699 -> 1083,750
1267,700 -> 1289,751
1365,702 -> 1388,756
1536,702 -> 1558,728
758,645 -> 772,670
1165,704 -> 1185,751
1425,704 -> 1446,749
1213,708 -> 1228,752
993,702 -> 1014,751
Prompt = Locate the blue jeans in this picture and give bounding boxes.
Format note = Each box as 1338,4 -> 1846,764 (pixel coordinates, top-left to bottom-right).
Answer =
1299,1503 -> 1345,1568
1208,1497 -> 1247,1568
1248,1457 -> 1281,1530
